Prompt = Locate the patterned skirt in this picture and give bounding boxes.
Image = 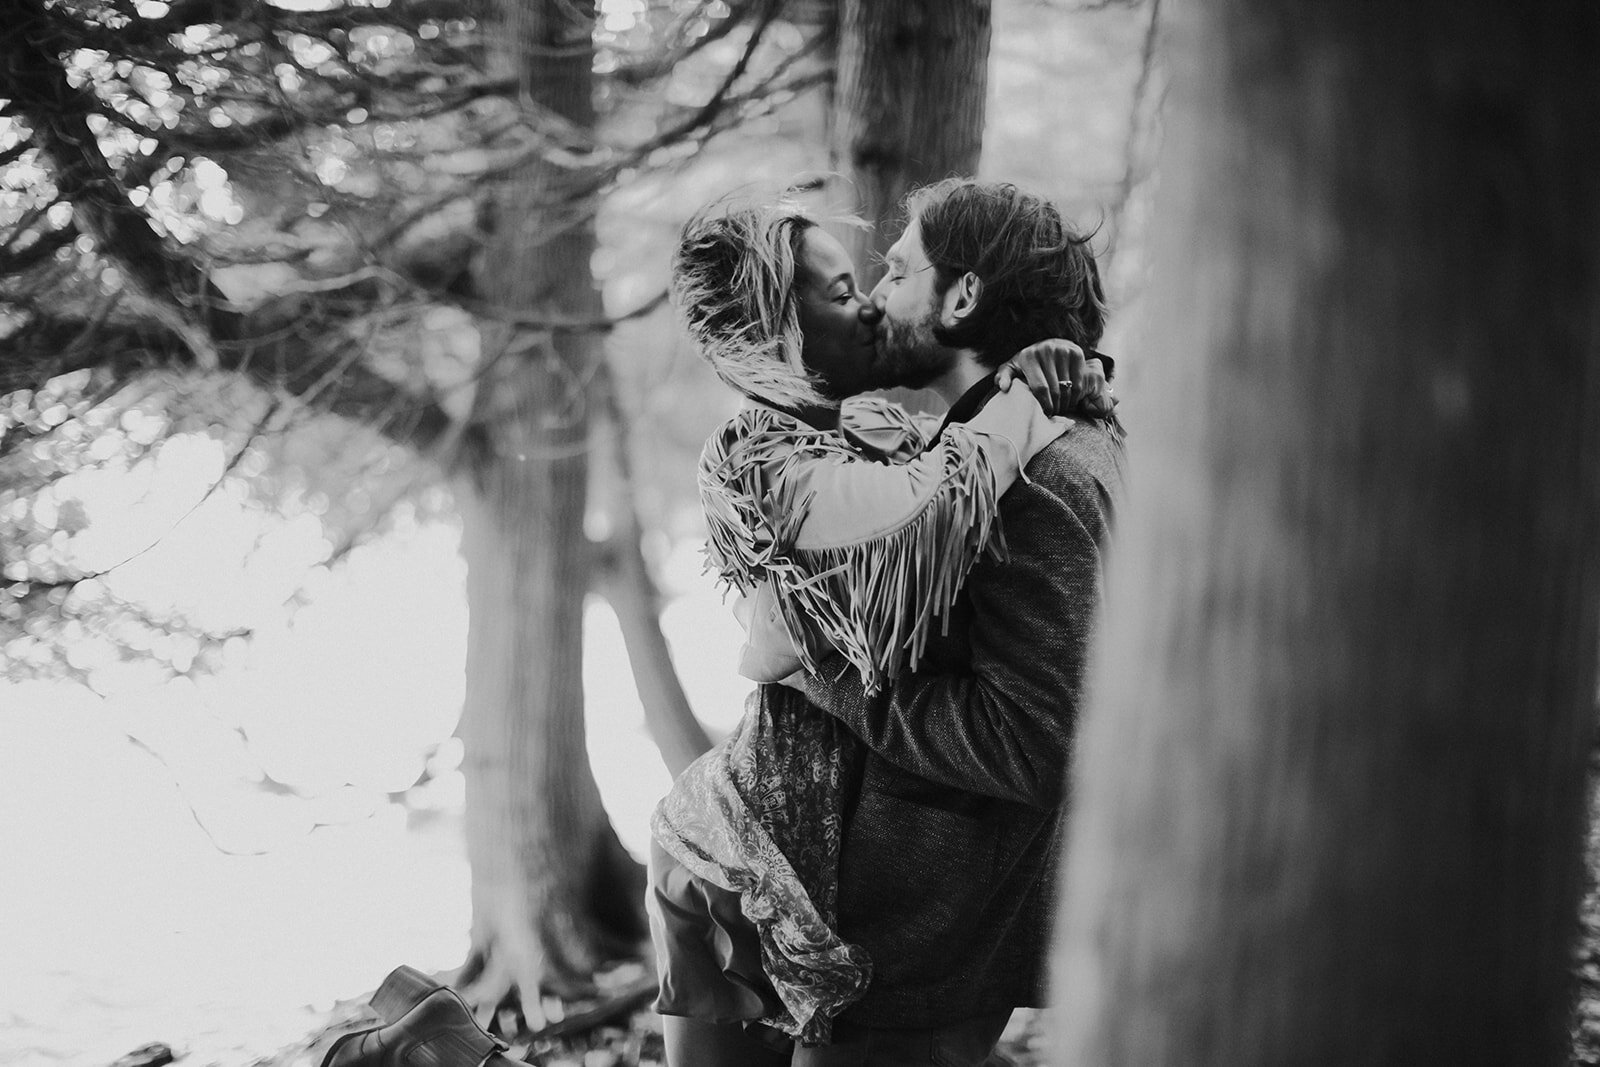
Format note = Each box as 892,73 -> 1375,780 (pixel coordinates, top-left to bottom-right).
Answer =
649,683 -> 870,1045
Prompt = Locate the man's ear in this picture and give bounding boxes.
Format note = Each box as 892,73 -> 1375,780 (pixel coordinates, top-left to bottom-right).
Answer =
941,271 -> 982,326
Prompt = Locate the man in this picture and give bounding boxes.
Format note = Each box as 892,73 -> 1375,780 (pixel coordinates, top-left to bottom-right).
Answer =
789,177 -> 1126,1065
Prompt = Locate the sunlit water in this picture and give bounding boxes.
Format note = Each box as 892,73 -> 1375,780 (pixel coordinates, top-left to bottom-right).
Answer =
0,521 -> 753,1067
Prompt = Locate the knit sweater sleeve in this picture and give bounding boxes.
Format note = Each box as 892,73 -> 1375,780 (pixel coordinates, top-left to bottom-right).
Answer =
699,388 -> 1067,692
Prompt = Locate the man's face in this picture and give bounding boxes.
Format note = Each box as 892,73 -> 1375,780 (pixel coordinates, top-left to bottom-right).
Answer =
869,218 -> 958,389
794,227 -> 882,401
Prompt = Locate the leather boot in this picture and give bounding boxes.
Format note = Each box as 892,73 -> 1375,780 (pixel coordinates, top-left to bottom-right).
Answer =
321,982 -> 516,1067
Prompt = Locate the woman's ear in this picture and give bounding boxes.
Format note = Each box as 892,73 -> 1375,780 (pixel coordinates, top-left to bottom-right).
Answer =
941,271 -> 982,326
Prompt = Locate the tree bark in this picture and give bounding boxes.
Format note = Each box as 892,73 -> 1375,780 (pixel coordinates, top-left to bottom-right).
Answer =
829,0 -> 990,275
1052,4 -> 1600,1066
453,0 -> 644,1019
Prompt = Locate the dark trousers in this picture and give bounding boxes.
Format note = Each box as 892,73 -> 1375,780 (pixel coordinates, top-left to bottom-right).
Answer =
789,1012 -> 1013,1066
661,1012 -> 1013,1067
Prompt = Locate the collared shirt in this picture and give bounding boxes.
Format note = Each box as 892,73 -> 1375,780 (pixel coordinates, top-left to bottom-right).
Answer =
935,353 -> 1115,441
936,374 -> 1001,440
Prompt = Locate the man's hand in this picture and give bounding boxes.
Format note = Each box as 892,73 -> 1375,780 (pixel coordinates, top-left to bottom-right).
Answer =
995,339 -> 1115,417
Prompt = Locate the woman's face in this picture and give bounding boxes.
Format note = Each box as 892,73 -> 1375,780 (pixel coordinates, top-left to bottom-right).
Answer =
793,227 -> 881,401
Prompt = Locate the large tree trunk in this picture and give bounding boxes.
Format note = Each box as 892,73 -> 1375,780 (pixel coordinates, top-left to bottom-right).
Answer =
1051,4 -> 1600,1065
829,0 -> 991,275
453,0 -> 644,1022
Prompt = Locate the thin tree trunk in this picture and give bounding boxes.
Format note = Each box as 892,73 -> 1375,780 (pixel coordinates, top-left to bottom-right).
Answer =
829,0 -> 990,275
1052,4 -> 1600,1065
454,0 -> 643,1021
594,521 -> 715,778
591,357 -> 713,778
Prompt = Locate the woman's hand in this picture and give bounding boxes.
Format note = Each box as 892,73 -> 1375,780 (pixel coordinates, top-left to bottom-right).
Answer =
995,339 -> 1115,417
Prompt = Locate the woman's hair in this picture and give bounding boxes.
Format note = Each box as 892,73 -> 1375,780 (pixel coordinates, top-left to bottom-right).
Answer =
905,178 -> 1107,368
670,199 -> 836,411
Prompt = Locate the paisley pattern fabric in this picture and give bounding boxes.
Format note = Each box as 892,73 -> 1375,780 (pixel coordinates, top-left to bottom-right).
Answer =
651,684 -> 869,1044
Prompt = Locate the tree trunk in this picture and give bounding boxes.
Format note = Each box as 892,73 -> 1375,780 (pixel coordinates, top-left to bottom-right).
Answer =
829,0 -> 991,275
1051,5 -> 1600,1066
594,517 -> 716,778
453,0 -> 644,1021
591,358 -> 713,778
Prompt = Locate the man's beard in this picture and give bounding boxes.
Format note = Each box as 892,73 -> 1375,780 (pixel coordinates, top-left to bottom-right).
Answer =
875,306 -> 956,390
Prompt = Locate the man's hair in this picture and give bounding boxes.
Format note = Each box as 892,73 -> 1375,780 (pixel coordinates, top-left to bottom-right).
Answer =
669,200 -> 834,411
904,178 -> 1107,368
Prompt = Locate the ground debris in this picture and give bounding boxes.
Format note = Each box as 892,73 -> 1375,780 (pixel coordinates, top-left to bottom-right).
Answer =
252,757 -> 1600,1067
107,1044 -> 176,1067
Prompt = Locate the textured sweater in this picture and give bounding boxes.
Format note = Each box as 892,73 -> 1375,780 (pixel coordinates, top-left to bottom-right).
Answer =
800,411 -> 1126,1026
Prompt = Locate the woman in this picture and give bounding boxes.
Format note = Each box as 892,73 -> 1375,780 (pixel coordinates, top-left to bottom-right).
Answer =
650,198 -> 1112,1062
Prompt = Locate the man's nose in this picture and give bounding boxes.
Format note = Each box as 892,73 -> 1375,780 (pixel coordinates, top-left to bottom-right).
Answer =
867,277 -> 890,309
858,301 -> 882,325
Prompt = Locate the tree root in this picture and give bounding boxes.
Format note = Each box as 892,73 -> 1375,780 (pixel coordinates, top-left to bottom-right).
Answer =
448,947 -> 656,1045
521,971 -> 659,1044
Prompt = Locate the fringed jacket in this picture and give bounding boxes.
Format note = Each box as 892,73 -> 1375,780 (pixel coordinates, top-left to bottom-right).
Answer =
700,383 -> 1070,693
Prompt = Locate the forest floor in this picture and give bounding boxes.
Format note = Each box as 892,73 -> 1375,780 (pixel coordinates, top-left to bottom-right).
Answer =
33,729 -> 1600,1067
229,764 -> 1600,1067
241,977 -> 1057,1067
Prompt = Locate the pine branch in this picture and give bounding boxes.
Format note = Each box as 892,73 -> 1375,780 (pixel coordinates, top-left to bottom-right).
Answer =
612,0 -> 766,83
1,308 -> 457,452
0,139 -> 32,168
0,0 -> 825,462
5,2 -> 234,339
0,224 -> 76,274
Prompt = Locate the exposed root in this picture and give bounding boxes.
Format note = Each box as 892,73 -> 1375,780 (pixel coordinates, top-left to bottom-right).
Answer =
454,911 -> 609,1033
523,971 -> 658,1043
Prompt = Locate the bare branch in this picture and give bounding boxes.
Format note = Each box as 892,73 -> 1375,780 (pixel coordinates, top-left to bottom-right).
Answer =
636,0 -> 789,157
370,53 -> 827,255
1105,0 -> 1162,231
121,286 -> 221,369
13,395 -> 285,590
457,287 -> 668,331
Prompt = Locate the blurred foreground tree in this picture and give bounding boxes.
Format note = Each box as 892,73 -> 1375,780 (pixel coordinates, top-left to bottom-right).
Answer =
1052,3 -> 1600,1065
829,0 -> 990,274
0,0 -> 824,1017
